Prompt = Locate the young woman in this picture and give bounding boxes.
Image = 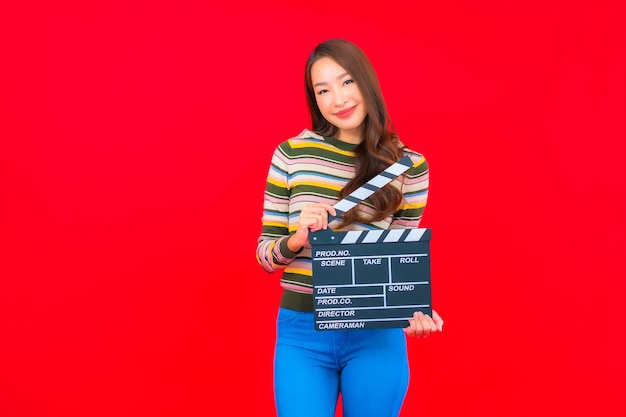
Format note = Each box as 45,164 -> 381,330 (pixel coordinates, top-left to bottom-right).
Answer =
256,39 -> 444,417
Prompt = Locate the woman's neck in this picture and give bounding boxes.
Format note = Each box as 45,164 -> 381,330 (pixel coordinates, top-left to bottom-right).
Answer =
337,127 -> 364,144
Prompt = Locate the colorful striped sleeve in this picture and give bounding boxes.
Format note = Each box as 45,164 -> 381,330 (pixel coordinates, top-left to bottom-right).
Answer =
256,144 -> 301,273
391,152 -> 429,229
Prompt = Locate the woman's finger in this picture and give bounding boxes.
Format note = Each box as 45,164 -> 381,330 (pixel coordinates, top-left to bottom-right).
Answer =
415,312 -> 432,337
405,312 -> 423,337
432,310 -> 444,332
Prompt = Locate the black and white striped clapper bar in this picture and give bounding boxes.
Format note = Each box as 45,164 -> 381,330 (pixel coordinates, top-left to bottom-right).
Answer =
310,155 -> 432,331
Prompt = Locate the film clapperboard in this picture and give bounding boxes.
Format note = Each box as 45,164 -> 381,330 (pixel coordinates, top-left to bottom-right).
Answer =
310,155 -> 432,331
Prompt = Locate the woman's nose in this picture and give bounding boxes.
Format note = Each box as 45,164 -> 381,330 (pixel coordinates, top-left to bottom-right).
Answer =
334,91 -> 347,105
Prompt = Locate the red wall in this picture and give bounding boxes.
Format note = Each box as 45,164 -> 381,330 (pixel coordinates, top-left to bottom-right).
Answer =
1,1 -> 624,416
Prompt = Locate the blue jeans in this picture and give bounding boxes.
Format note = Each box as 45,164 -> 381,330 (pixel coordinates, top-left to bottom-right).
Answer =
274,307 -> 409,417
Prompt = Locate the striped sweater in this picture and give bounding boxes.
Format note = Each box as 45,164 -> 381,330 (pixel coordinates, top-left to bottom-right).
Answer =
256,129 -> 429,312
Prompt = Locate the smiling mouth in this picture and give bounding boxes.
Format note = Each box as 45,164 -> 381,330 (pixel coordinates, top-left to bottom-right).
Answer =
334,106 -> 356,118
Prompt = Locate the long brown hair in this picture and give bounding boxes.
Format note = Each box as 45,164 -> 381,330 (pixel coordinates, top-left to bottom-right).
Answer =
304,39 -> 405,226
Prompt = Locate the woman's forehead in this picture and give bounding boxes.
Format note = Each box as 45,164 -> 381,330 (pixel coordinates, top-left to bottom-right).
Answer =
311,57 -> 350,84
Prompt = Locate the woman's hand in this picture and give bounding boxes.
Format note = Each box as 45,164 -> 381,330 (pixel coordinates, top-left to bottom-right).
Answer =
287,203 -> 337,252
404,310 -> 444,338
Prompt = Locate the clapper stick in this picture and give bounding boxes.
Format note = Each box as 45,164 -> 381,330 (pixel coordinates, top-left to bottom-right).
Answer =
311,152 -> 420,245
325,154 -> 414,224
310,154 -> 432,331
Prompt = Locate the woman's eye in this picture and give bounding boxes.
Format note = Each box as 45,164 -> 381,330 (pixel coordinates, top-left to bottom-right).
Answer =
317,89 -> 328,95
343,79 -> 354,86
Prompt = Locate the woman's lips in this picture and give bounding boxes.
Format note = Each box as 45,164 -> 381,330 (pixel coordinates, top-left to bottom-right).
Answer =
334,106 -> 356,119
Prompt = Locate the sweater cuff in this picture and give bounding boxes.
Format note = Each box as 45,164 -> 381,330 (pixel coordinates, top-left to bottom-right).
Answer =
278,236 -> 303,259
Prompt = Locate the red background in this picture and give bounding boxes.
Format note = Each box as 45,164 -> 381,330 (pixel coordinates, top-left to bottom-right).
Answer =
1,1 -> 625,416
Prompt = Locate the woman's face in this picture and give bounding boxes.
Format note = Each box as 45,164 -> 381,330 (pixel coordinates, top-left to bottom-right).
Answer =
310,57 -> 367,144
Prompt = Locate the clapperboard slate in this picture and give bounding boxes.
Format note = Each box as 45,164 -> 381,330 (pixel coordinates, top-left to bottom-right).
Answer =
310,155 -> 432,331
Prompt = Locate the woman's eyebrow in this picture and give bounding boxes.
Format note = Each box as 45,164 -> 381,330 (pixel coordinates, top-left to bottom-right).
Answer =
313,72 -> 349,88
